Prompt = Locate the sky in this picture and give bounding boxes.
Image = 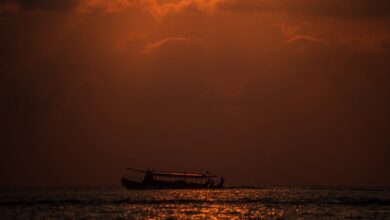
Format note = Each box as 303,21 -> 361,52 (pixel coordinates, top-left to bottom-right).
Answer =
0,0 -> 389,187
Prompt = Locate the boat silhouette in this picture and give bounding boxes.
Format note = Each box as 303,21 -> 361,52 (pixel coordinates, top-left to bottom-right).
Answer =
121,168 -> 224,189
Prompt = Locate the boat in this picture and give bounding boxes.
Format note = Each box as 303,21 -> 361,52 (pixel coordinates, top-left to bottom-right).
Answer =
121,168 -> 224,189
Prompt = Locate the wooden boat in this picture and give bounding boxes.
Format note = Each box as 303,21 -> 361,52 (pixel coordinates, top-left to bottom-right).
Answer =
121,168 -> 224,189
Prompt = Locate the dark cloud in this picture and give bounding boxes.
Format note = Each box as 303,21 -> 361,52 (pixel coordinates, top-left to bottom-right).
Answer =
0,0 -> 79,11
219,0 -> 390,17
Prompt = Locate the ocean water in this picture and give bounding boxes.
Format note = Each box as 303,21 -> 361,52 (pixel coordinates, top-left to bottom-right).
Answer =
0,187 -> 389,219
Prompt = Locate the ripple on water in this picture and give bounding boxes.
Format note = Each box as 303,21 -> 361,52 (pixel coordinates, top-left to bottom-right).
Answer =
0,187 -> 389,219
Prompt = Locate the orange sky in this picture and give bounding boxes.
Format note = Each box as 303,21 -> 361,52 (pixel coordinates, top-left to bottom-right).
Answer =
1,0 -> 389,187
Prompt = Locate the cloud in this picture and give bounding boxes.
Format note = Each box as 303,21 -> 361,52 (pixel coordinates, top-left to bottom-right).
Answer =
76,0 -> 222,15
284,35 -> 328,45
77,0 -> 135,13
141,0 -> 222,17
218,0 -> 390,17
145,37 -> 205,51
4,0 -> 389,17
0,0 -> 80,11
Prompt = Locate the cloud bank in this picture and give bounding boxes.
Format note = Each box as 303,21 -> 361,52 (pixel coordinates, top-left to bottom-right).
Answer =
0,0 -> 389,187
2,0 -> 390,17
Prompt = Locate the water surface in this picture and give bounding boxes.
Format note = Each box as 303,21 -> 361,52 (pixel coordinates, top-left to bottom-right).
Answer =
1,187 -> 389,219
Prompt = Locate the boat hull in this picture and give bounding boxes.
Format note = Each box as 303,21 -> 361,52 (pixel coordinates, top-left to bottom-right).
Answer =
121,177 -> 222,190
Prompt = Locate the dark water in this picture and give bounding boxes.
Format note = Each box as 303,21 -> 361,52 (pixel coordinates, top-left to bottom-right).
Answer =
0,187 -> 389,219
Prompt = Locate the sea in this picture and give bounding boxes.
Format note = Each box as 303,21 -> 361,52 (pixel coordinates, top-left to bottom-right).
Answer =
0,187 -> 389,219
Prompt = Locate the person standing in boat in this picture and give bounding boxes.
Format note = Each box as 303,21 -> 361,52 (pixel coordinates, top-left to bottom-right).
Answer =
143,169 -> 154,184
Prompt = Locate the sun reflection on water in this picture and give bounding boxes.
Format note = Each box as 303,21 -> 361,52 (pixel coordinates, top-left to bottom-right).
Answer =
118,189 -> 297,219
